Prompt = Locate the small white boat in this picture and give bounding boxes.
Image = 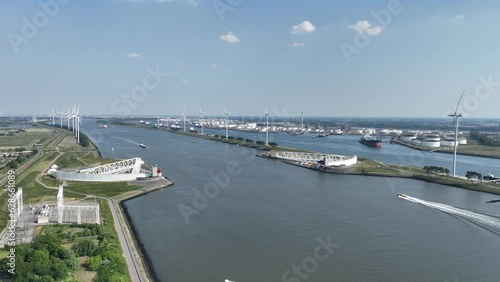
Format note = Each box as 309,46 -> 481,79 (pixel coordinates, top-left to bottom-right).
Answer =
139,143 -> 148,149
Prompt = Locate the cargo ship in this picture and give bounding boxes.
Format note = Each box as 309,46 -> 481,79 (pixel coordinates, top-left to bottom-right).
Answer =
360,135 -> 382,147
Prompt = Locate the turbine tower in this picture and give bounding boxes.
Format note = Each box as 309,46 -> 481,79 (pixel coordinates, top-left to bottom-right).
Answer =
66,107 -> 71,130
301,110 -> 304,130
183,108 -> 186,132
200,109 -> 204,135
448,90 -> 466,177
224,107 -> 229,139
57,110 -> 65,128
265,110 -> 269,146
76,105 -> 81,144
49,110 -> 56,126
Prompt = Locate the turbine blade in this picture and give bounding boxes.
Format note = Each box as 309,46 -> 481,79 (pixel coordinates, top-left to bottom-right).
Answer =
453,89 -> 466,115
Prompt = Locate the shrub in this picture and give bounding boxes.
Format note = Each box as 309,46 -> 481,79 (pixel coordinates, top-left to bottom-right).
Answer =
72,240 -> 98,256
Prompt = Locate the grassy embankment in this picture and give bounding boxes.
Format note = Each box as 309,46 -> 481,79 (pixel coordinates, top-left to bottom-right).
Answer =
270,155 -> 500,195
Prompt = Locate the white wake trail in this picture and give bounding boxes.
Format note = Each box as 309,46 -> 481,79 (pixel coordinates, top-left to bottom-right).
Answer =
401,195 -> 500,234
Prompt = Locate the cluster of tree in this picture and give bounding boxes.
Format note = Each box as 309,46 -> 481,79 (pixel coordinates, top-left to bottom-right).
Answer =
0,233 -> 78,281
51,223 -> 102,241
79,132 -> 92,147
0,129 -> 25,137
86,233 -> 130,281
5,150 -> 37,169
466,171 -> 482,181
469,130 -> 500,147
423,166 -> 450,175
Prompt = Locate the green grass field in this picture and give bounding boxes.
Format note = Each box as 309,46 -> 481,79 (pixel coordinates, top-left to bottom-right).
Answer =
65,181 -> 143,197
0,128 -> 53,148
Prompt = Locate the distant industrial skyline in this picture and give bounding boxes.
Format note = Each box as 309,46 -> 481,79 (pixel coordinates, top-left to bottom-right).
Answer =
1,0 -> 500,117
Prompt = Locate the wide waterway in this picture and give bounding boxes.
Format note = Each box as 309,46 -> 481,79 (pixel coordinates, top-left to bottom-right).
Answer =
80,122 -> 500,282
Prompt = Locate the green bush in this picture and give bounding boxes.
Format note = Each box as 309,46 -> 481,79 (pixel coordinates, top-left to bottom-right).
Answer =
256,141 -> 265,145
72,240 -> 98,256
245,138 -> 254,143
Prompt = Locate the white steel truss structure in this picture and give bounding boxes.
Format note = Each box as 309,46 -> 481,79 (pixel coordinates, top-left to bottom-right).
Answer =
79,157 -> 144,175
271,151 -> 357,167
57,185 -> 100,224
12,187 -> 23,221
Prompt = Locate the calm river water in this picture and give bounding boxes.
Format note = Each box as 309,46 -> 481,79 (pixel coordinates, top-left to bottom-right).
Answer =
81,123 -> 500,282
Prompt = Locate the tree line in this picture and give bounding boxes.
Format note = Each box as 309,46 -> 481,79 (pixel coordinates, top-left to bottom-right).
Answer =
469,130 -> 500,147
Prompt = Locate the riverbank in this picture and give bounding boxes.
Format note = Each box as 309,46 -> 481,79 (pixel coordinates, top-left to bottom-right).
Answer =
85,134 -> 174,282
260,153 -> 500,196
391,136 -> 500,160
115,177 -> 173,282
0,124 -> 173,281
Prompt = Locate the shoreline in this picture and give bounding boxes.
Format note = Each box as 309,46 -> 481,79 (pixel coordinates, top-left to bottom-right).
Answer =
165,127 -> 500,196
391,137 -> 500,160
112,121 -> 500,159
113,177 -> 174,282
88,129 -> 174,282
260,155 -> 500,196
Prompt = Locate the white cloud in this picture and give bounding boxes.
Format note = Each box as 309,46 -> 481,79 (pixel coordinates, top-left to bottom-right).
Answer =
348,20 -> 382,36
127,52 -> 141,58
291,21 -> 316,35
182,78 -> 192,84
452,14 -> 465,20
220,32 -> 240,43
211,64 -> 217,68
291,42 -> 305,47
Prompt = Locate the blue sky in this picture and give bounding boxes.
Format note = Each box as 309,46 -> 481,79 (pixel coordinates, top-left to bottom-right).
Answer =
1,0 -> 500,118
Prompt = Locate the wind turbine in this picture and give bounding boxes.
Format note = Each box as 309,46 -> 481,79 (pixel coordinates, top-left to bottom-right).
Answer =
49,110 -> 56,126
57,110 -> 66,128
73,106 -> 77,136
448,90 -> 466,177
75,105 -> 81,143
301,110 -> 304,130
200,109 -> 204,135
224,107 -> 229,139
183,108 -> 186,132
66,107 -> 71,130
265,110 -> 269,146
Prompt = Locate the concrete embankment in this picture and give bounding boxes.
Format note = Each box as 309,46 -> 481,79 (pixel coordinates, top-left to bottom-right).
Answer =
115,177 -> 174,282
